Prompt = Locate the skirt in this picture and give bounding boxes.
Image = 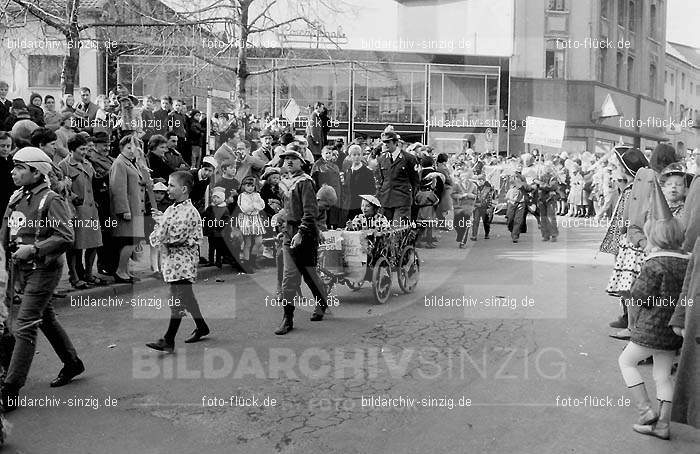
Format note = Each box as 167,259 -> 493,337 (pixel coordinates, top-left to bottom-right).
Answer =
606,236 -> 646,296
237,213 -> 266,236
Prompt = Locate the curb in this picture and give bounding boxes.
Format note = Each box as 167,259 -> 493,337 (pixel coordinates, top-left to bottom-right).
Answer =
53,267 -> 227,305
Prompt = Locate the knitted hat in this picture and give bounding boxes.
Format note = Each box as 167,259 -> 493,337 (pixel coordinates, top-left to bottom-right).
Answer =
211,186 -> 226,197
29,93 -> 42,106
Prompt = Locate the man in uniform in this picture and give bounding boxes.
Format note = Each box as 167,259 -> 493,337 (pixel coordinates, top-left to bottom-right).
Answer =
374,129 -> 419,224
0,147 -> 85,412
274,146 -> 327,335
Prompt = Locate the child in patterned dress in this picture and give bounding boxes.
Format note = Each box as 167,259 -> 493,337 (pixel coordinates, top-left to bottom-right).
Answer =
237,175 -> 265,272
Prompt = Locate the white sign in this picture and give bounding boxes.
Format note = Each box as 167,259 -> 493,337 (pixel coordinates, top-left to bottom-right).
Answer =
210,88 -> 230,99
523,116 -> 566,149
282,98 -> 301,123
600,94 -> 620,117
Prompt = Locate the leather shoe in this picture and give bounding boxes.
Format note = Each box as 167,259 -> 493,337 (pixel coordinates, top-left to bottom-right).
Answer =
0,383 -> 19,412
184,327 -> 210,343
50,359 -> 85,387
609,314 -> 628,329
146,338 -> 175,353
310,306 -> 326,322
274,317 -> 293,335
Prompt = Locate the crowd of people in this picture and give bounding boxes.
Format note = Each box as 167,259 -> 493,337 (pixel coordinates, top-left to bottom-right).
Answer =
0,81 -> 698,443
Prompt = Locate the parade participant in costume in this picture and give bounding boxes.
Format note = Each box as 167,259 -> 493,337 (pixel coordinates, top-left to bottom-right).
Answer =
533,161 -> 560,242
202,187 -> 231,269
0,147 -> 84,412
618,180 -> 689,440
346,195 -> 390,232
452,169 -> 477,247
59,134 -> 104,288
505,166 -> 529,244
237,176 -> 266,272
471,172 -> 495,240
274,147 -> 327,334
146,171 -> 209,352
670,167 -> 700,429
602,146 -> 649,330
414,172 -> 440,248
148,181 -> 170,274
609,144 -> 679,339
374,129 -> 419,223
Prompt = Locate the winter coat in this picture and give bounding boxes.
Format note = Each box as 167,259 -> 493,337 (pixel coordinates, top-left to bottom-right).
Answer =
624,167 -> 655,249
27,104 -> 45,127
628,252 -> 688,350
58,156 -> 103,249
109,153 -> 146,238
374,151 -> 419,209
343,164 -> 375,211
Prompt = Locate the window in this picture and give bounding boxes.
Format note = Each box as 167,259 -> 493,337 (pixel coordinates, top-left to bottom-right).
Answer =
545,41 -> 565,79
671,73 -> 675,86
681,73 -> 686,90
649,64 -> 657,98
680,104 -> 686,121
597,47 -> 607,83
665,70 -> 668,83
696,85 -> 700,96
691,82 -> 694,95
669,101 -> 674,117
618,0 -> 625,26
547,0 -> 565,11
601,0 -> 609,17
650,4 -> 657,39
28,55 -> 76,87
627,56 -> 634,91
628,1 -> 635,31
616,52 -> 623,87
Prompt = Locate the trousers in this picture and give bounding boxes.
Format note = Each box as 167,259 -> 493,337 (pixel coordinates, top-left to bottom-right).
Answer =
164,279 -> 208,342
471,207 -> 492,238
537,198 -> 559,240
280,227 -> 327,319
618,341 -> 675,401
5,263 -> 79,388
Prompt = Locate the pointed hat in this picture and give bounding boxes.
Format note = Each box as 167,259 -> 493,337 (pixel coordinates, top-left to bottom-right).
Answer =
649,178 -> 673,222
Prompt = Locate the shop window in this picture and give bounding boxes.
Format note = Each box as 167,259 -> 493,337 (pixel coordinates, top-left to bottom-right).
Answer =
545,41 -> 565,79
28,55 -> 77,87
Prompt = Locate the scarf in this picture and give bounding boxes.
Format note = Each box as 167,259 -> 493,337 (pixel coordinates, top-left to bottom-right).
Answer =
279,172 -> 312,199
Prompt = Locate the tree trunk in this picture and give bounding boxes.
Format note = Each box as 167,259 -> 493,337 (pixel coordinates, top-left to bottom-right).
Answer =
61,33 -> 80,94
233,1 -> 250,116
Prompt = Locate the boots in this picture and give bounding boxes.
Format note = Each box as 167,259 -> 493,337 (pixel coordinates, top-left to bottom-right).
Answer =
628,383 -> 658,426
274,316 -> 293,335
633,400 -> 671,440
310,305 -> 326,322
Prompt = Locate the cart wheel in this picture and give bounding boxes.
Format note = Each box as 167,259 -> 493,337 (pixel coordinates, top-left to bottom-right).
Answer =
397,246 -> 420,293
319,270 -> 335,295
347,280 -> 364,291
372,257 -> 392,304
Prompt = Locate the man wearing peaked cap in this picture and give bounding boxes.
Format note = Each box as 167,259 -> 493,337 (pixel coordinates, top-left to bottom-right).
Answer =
1,147 -> 85,411
374,126 -> 419,222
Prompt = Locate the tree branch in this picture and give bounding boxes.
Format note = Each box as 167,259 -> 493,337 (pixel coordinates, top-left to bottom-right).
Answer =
247,60 -> 345,76
9,0 -> 67,31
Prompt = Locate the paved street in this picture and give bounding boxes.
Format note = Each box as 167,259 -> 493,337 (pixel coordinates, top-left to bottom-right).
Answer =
4,217 -> 700,453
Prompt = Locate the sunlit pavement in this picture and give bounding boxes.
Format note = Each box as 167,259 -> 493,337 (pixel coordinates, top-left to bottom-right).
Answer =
5,216 -> 700,453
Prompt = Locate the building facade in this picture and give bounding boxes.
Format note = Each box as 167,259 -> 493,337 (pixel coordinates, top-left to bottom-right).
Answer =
664,41 -> 700,151
510,0 -> 667,155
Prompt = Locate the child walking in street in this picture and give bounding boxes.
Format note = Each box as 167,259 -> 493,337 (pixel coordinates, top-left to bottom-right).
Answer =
146,171 -> 209,352
237,175 -> 265,272
147,181 -> 171,275
617,179 -> 689,440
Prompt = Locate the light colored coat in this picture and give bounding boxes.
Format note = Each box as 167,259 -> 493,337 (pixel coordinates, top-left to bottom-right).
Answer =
109,153 -> 146,238
58,155 -> 102,249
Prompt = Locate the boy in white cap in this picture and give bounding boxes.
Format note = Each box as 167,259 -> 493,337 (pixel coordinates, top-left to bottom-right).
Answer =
1,147 -> 84,411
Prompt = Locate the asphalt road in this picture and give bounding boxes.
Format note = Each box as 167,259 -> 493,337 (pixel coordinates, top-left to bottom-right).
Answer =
5,217 -> 700,453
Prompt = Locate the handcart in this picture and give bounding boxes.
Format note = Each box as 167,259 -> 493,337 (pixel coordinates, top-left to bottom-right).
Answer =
317,225 -> 420,304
